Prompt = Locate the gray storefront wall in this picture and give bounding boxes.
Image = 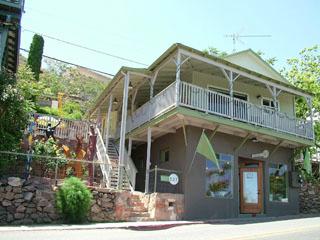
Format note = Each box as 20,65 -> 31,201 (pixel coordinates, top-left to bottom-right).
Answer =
139,126 -> 299,220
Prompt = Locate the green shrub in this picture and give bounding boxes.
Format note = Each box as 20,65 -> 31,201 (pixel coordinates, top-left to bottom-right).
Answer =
56,177 -> 92,223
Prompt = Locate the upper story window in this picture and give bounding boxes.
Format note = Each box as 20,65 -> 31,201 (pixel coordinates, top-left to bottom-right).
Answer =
262,98 -> 279,110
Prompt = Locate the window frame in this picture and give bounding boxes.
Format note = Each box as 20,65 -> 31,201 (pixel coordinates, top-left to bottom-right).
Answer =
159,148 -> 170,163
205,153 -> 234,199
268,162 -> 289,203
261,97 -> 280,111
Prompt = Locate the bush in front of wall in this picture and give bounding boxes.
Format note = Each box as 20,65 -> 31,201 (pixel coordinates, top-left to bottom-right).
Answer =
55,177 -> 92,223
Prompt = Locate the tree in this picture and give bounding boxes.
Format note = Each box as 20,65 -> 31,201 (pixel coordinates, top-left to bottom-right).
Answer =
203,47 -> 277,66
203,47 -> 228,57
0,70 -> 32,151
256,50 -> 277,66
283,45 -> 320,146
27,34 -> 44,81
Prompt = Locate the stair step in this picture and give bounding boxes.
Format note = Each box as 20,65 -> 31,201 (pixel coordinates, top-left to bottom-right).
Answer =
129,212 -> 150,218
128,217 -> 151,221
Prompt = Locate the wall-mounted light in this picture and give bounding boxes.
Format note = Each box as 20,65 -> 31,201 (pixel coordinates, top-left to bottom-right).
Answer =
251,137 -> 259,143
128,81 -> 133,90
256,95 -> 261,99
113,98 -> 118,105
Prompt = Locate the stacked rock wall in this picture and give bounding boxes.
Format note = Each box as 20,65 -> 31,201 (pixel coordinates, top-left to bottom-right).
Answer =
299,182 -> 320,214
0,177 -> 59,225
0,176 -> 184,225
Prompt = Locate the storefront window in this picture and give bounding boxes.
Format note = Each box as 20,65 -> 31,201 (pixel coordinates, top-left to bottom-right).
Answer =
269,163 -> 288,202
205,153 -> 233,198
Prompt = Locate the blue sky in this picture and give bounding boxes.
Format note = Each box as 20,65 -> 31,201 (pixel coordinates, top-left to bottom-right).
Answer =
21,0 -> 320,75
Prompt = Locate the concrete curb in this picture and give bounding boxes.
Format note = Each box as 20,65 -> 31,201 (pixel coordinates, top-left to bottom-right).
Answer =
0,214 -> 319,232
0,220 -> 200,232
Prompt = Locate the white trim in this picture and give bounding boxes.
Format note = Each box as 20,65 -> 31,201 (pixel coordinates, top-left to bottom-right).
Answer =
261,97 -> 280,111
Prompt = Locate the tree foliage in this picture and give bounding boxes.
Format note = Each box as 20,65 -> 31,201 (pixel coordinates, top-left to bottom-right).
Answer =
283,45 -> 320,146
27,34 -> 44,81
256,50 -> 277,66
33,137 -> 67,175
203,47 -> 228,57
17,60 -> 106,120
0,70 -> 32,151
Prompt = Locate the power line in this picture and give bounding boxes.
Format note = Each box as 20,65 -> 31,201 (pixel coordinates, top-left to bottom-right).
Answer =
20,48 -> 115,77
22,28 -> 148,66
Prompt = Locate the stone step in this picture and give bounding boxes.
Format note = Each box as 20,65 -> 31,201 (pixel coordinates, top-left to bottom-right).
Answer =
129,212 -> 150,218
127,206 -> 148,212
128,216 -> 151,222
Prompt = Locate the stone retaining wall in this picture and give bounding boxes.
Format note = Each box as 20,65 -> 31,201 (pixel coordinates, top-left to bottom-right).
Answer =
299,182 -> 320,214
0,177 -> 184,225
0,177 -> 59,225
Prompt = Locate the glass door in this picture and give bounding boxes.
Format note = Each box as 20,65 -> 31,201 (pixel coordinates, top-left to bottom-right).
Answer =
240,161 -> 263,214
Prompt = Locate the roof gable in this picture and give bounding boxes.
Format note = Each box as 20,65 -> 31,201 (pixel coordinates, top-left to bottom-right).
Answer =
224,49 -> 288,83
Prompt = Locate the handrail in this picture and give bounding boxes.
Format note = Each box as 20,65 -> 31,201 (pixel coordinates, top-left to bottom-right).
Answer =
95,127 -> 112,187
113,142 -> 138,190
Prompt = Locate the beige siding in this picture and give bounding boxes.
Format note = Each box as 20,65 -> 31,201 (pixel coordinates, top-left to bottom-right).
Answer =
224,52 -> 287,83
191,71 -> 295,116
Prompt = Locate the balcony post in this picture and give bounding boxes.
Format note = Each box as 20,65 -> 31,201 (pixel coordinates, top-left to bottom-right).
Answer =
228,71 -> 234,119
118,73 -> 130,189
306,97 -> 314,139
105,94 -> 113,152
266,85 -> 282,131
221,68 -> 239,119
145,127 -> 152,193
175,50 -> 181,106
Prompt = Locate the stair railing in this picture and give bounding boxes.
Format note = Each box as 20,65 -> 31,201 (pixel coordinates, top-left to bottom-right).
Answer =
113,142 -> 138,191
95,127 -> 112,188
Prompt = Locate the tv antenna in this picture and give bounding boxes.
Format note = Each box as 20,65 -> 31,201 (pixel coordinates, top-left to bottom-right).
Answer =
225,33 -> 271,52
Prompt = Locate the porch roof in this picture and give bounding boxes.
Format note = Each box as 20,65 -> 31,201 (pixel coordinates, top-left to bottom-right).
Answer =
87,43 -> 313,118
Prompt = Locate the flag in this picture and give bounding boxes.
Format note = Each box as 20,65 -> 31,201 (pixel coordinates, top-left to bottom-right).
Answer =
196,131 -> 220,170
304,149 -> 312,174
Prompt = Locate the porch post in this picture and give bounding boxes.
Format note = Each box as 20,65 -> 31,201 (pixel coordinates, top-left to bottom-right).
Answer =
221,69 -> 239,119
266,85 -> 282,130
118,73 -> 130,189
145,127 -> 152,193
306,97 -> 314,139
105,94 -> 113,152
128,137 -> 132,158
175,50 -> 181,106
228,71 -> 234,119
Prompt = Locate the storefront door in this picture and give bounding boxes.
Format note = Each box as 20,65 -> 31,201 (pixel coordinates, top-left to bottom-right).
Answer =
239,159 -> 263,214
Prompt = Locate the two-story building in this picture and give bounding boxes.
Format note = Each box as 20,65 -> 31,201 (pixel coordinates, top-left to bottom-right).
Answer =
0,0 -> 24,73
88,43 -> 314,219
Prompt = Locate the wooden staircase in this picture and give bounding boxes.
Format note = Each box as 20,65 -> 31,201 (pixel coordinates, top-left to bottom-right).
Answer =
107,139 -> 131,191
95,127 -> 136,191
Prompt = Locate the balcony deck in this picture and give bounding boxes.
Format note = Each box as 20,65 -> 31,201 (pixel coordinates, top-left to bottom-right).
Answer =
121,81 -> 313,141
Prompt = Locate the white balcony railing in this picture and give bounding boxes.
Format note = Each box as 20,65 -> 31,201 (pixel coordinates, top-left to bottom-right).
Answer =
118,81 -> 313,140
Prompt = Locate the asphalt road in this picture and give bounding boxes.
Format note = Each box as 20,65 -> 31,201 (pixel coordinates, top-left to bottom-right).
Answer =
1,216 -> 320,240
